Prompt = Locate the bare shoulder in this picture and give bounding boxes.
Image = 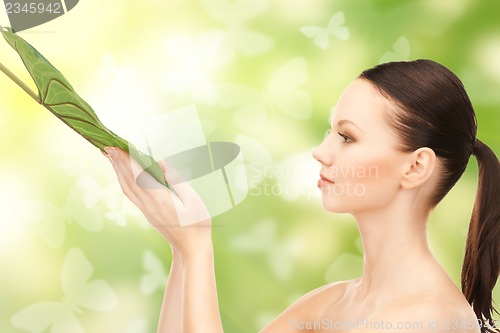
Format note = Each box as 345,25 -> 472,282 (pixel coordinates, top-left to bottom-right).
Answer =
355,294 -> 480,333
260,279 -> 358,333
295,278 -> 358,305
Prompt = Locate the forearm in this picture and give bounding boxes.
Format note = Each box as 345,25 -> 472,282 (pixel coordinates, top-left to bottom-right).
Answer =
182,244 -> 223,333
105,148 -> 222,331
157,248 -> 183,333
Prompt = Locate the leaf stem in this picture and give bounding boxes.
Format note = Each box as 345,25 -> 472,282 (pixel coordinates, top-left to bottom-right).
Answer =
0,61 -> 39,102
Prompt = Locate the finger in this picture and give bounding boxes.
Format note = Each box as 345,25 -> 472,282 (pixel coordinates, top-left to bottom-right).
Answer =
105,147 -> 143,205
114,148 -> 176,210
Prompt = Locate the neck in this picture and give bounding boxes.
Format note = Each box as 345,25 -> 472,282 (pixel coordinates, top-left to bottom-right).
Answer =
352,197 -> 438,299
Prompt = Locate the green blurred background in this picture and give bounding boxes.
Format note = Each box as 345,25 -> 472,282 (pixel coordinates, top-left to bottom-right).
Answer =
0,0 -> 499,332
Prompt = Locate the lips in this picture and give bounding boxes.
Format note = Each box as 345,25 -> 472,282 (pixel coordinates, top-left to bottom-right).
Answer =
317,173 -> 334,188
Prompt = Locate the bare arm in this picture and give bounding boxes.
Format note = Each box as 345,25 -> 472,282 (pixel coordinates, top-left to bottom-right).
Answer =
158,245 -> 222,333
182,244 -> 222,332
104,147 -> 223,333
158,248 -> 183,333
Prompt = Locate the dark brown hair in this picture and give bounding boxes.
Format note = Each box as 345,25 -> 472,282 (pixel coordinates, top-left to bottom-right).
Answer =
360,59 -> 500,332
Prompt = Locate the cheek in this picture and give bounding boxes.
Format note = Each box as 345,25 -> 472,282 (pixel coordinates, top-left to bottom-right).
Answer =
355,157 -> 401,196
339,152 -> 401,188
321,153 -> 402,212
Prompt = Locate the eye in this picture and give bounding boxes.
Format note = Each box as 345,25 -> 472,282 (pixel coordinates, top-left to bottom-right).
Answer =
338,132 -> 353,143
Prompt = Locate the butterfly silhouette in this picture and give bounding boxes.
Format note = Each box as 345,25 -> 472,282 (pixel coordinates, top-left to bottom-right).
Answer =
11,248 -> 118,333
301,12 -> 350,50
28,184 -> 103,249
140,251 -> 168,295
77,175 -> 142,227
77,175 -> 121,209
379,36 -> 411,64
199,0 -> 274,57
218,57 -> 311,136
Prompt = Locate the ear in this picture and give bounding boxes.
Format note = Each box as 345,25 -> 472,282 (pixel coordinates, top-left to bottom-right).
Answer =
400,147 -> 437,189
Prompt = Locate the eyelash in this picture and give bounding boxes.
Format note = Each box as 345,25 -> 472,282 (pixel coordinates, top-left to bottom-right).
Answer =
338,132 -> 352,143
327,130 -> 353,143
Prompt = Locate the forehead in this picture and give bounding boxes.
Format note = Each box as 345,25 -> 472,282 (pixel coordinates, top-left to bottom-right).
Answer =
331,78 -> 391,126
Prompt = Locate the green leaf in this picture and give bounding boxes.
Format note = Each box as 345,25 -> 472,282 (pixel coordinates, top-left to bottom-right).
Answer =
0,26 -> 173,191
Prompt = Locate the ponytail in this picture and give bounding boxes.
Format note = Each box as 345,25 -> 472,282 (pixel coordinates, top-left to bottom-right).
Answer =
358,60 -> 499,330
461,139 -> 500,333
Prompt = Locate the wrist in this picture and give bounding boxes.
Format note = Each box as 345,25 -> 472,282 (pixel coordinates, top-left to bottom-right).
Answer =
179,240 -> 214,264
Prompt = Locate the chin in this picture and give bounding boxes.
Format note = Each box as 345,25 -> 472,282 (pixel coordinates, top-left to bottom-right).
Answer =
321,197 -> 354,214
318,181 -> 371,213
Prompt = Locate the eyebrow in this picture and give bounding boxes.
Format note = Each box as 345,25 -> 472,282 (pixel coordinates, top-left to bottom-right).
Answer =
336,119 -> 362,131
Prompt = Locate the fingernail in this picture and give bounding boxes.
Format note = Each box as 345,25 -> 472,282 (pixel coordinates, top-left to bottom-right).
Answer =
105,147 -> 117,163
104,147 -> 113,156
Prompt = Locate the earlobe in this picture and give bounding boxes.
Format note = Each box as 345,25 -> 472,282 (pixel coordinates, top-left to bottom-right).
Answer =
400,147 -> 437,189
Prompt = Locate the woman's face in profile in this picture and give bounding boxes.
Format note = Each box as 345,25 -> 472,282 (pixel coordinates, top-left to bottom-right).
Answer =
313,79 -> 410,215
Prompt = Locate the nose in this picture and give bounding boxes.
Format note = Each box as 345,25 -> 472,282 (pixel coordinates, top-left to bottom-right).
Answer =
312,136 -> 333,166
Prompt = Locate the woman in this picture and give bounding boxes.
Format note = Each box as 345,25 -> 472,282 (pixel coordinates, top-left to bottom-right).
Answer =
103,59 -> 500,333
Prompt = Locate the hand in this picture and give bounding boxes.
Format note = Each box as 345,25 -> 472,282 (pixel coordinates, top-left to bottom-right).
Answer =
103,147 -> 213,257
